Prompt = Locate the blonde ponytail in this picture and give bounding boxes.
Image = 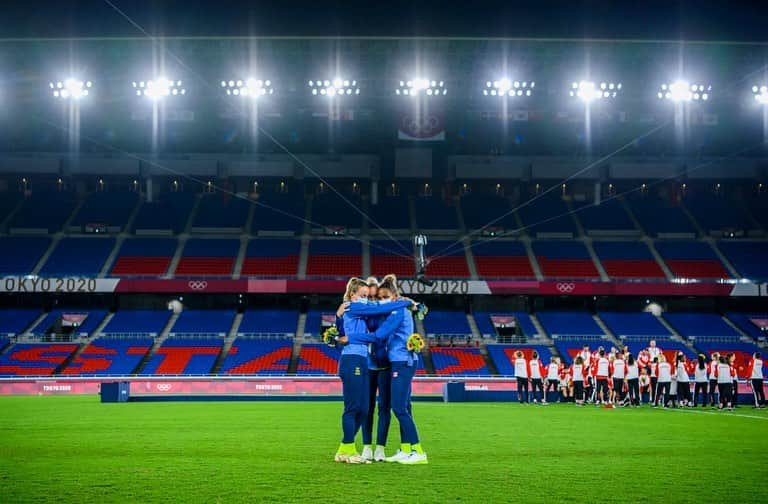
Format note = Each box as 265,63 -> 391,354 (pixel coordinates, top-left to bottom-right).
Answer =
343,277 -> 368,302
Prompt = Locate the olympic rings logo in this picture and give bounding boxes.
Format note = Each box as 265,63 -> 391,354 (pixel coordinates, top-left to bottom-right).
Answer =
156,384 -> 172,392
556,282 -> 576,293
401,115 -> 441,137
188,281 -> 209,290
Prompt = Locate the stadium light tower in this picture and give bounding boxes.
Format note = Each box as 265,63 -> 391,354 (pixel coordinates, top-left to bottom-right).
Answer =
49,78 -> 92,100
569,80 -> 621,102
308,78 -> 360,97
222,78 -> 274,97
396,78 -> 446,97
132,77 -> 186,100
483,78 -> 534,98
657,80 -> 710,102
752,85 -> 768,105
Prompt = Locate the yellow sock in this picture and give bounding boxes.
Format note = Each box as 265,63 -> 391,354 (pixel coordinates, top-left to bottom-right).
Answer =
400,443 -> 411,453
412,443 -> 425,454
337,443 -> 355,455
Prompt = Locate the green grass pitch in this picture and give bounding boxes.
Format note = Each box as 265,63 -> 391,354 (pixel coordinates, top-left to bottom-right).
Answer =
1,396 -> 767,503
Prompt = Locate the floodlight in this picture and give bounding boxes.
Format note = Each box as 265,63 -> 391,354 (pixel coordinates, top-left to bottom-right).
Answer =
133,77 -> 186,100
752,84 -> 768,105
483,78 -> 534,98
396,77 -> 445,97
50,78 -> 92,99
569,80 -> 621,102
657,80 -> 711,102
222,77 -> 274,97
309,77 -> 360,97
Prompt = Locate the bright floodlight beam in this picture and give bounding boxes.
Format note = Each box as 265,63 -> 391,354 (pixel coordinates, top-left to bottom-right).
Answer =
132,77 -> 186,100
657,80 -> 710,102
752,85 -> 768,105
568,80 -> 621,102
222,78 -> 274,97
396,78 -> 446,96
309,78 -> 359,97
50,78 -> 92,99
482,78 -> 534,97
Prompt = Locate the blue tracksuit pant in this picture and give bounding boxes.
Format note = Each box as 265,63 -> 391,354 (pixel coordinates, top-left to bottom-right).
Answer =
339,355 -> 369,444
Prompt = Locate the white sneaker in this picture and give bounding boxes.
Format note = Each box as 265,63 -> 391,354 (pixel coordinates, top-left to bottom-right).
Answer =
345,454 -> 371,464
373,446 -> 386,462
397,451 -> 428,465
361,446 -> 373,462
385,450 -> 411,463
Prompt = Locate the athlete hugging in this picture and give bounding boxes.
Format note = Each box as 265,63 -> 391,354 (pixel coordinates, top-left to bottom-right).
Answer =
331,274 -> 428,465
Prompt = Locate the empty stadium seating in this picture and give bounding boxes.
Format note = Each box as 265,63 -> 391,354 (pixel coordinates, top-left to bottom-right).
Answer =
423,311 -> 470,337
168,310 -> 235,336
0,191 -> 21,223
685,195 -> 759,236
424,241 -> 470,277
654,241 -> 730,279
100,310 -> 172,337
537,311 -> 605,339
0,309 -> 41,337
311,193 -> 363,230
296,343 -> 340,375
598,312 -> 671,339
0,237 -> 51,275
472,241 -> 534,278
26,309 -> 107,338
592,241 -> 666,279
61,337 -> 152,375
717,241 -> 768,281
0,343 -> 79,376
241,239 -> 300,276
517,194 -> 577,238
575,199 -> 638,236
70,191 -> 139,232
367,195 -> 411,231
305,239 -> 362,277
430,347 -> 490,375
174,239 -> 239,276
192,194 -> 250,232
39,238 -> 115,276
486,344 -> 553,374
237,310 -> 298,336
414,195 -> 459,231
9,192 -> 76,233
533,241 -> 599,278
140,338 -> 224,375
251,193 -> 306,234
110,238 -> 177,276
627,195 -> 696,237
460,194 -> 517,231
132,192 -> 196,234
220,338 -> 292,375
473,312 -> 539,338
725,313 -> 768,341
370,240 -> 414,277
663,313 -> 740,341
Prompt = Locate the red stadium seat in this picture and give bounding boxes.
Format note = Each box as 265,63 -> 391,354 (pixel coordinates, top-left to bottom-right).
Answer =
305,255 -> 362,277
665,260 -> 730,279
424,257 -> 470,278
475,257 -> 535,278
370,256 -> 414,277
537,257 -> 599,278
601,259 -> 665,279
111,257 -> 171,276
174,258 -> 235,276
241,256 -> 299,276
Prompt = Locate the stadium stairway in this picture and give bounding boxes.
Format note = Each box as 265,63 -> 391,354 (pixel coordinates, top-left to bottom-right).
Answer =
708,240 -> 741,279
210,312 -> 244,375
287,312 -> 308,373
30,235 -> 63,276
134,311 -> 180,374
466,313 -> 482,340
592,314 -> 621,347
655,314 -> 700,354
17,312 -> 49,341
522,237 -> 545,280
297,237 -> 310,280
231,238 -> 248,279
585,240 -> 610,281
165,237 -> 187,279
645,239 -> 675,280
99,236 -> 125,278
478,344 -> 500,375
720,315 -> 753,342
464,237 -> 480,280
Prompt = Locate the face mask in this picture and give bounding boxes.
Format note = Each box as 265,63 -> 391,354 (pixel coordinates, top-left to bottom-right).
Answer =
354,297 -> 368,305
378,298 -> 391,304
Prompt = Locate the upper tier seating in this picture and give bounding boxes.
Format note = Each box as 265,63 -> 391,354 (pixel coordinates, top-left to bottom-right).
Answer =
532,241 -> 599,278
430,347 -> 490,376
39,238 -> 115,276
174,239 -> 239,276
168,310 -> 235,336
237,310 -> 298,336
627,195 -> 696,237
367,195 -> 411,231
517,194 -> 576,238
140,337 -> 224,375
473,312 -> 539,338
0,343 -> 79,376
60,337 -> 153,375
110,238 -> 177,276
132,192 -> 196,234
191,194 -> 251,232
306,239 -> 362,277
370,240 -> 414,277
9,192 -> 76,233
311,193 -> 363,231
717,241 -> 768,281
251,193 -> 306,234
100,310 -> 172,337
472,241 -> 535,278
592,241 -> 666,279
654,241 -> 730,279
0,236 -> 51,275
423,311 -> 471,337
574,198 -> 638,236
487,344 -> 553,374
0,309 -> 43,337
0,191 -> 21,223
460,194 -> 517,231
686,195 -> 760,236
70,191 -> 139,232
414,195 -> 458,231
424,240 -> 470,278
663,313 -> 741,341
598,312 -> 672,339
219,338 -> 292,375
537,311 -> 605,339
241,239 -> 300,277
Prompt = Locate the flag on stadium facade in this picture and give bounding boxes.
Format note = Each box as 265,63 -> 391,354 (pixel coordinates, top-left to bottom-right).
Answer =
398,111 -> 446,141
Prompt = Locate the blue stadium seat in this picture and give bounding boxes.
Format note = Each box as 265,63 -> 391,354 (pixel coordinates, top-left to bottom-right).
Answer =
252,193 -> 306,233
39,238 -> 116,276
627,195 -> 696,236
423,311 -> 470,336
132,192 -> 196,234
238,310 -> 298,336
61,337 -> 153,375
168,310 -> 235,336
487,345 -> 553,374
517,194 -> 576,237
140,337 -> 223,375
0,309 -> 42,337
192,194 -> 251,230
717,241 -> 768,281
537,311 -> 604,339
220,338 -> 292,375
367,195 -> 411,230
414,196 -> 458,230
473,312 -> 539,338
460,194 -> 516,230
0,237 -> 51,275
592,241 -> 665,279
574,199 -> 636,234
9,192 -> 77,233
70,192 -> 139,231
101,310 -> 172,336
663,313 -> 740,341
725,313 -> 768,341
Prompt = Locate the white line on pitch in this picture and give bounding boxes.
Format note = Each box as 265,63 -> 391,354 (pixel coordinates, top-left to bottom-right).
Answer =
664,407 -> 768,421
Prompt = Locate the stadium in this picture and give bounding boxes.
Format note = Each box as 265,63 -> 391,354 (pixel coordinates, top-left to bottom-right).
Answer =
1,1 -> 767,503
